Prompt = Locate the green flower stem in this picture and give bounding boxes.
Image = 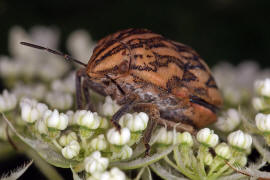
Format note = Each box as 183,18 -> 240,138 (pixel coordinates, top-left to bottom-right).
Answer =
208,160 -> 233,180
172,147 -> 198,180
164,156 -> 197,180
179,145 -> 192,167
221,168 -> 234,176
198,145 -> 207,176
81,136 -> 88,151
134,167 -> 146,180
208,157 -> 224,176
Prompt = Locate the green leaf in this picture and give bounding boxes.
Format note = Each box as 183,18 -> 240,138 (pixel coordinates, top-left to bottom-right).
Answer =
25,148 -> 64,180
2,113 -> 80,168
110,145 -> 175,170
142,166 -> 152,180
150,162 -> 188,180
0,160 -> 33,180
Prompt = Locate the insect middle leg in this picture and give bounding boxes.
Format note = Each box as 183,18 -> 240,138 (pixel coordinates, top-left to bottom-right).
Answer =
133,103 -> 196,154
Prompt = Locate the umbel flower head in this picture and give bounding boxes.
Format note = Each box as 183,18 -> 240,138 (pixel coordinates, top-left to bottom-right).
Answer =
156,128 -> 174,145
0,90 -> 17,113
215,108 -> 241,132
215,142 -> 232,159
254,78 -> 270,97
84,151 -> 109,174
120,112 -> 149,132
255,113 -> 270,133
228,130 -> 252,151
176,131 -> 193,146
45,109 -> 69,130
197,128 -> 219,147
107,127 -> 131,146
61,140 -> 80,159
75,110 -> 101,130
20,98 -> 48,123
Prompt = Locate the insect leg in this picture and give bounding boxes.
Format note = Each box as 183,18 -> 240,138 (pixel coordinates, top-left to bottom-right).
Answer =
82,78 -> 96,112
76,68 -> 85,110
132,103 -> 159,155
111,97 -> 137,130
156,118 -> 196,135
133,103 -> 196,154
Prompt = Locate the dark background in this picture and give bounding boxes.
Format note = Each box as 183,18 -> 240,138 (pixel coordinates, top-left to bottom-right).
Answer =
0,0 -> 270,179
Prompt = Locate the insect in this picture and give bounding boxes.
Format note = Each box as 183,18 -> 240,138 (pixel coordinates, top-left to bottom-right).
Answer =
21,28 -> 223,154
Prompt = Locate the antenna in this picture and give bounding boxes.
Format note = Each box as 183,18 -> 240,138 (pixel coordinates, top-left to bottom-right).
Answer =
20,42 -> 87,67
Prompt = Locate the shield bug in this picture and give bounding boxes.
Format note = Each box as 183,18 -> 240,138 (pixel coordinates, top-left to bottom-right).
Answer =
20,28 -> 223,153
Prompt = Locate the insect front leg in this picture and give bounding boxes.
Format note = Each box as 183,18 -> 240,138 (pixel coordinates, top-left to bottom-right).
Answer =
82,78 -> 95,112
76,68 -> 85,110
76,68 -> 101,111
111,97 -> 137,130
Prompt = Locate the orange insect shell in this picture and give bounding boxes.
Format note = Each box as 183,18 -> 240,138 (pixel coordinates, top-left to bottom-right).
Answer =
87,29 -> 223,129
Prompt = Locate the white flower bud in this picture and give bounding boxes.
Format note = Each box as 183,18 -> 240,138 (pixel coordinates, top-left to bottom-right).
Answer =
255,113 -> 270,133
228,130 -> 252,150
215,109 -> 241,132
75,110 -> 101,129
203,152 -> 213,166
254,78 -> 270,97
59,132 -> 77,147
252,97 -> 268,111
107,127 -> 131,146
122,112 -> 149,132
100,96 -> 120,117
90,134 -> 108,151
46,109 -> 69,130
35,118 -> 48,135
156,128 -> 173,145
112,145 -> 133,160
235,155 -> 247,167
61,140 -> 80,159
0,90 -> 17,112
20,98 -> 48,123
45,91 -> 73,110
84,151 -> 109,174
66,110 -> 75,125
197,128 -> 219,147
215,143 -> 232,159
100,167 -> 126,180
177,132 -> 193,146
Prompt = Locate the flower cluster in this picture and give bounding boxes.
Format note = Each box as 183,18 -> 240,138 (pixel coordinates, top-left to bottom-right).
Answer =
0,90 -> 17,113
1,26 -> 270,180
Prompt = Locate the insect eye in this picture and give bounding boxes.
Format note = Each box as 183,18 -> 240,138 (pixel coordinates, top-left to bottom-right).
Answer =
118,60 -> 129,74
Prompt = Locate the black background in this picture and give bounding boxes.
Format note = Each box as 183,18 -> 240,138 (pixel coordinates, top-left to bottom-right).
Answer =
0,0 -> 270,179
